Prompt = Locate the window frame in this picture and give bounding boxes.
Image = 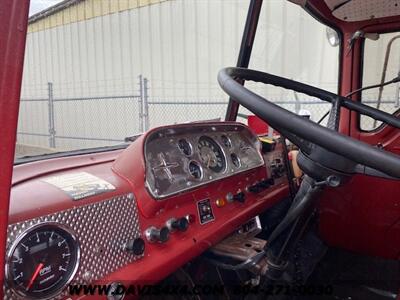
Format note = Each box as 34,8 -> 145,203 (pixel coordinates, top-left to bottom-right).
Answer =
358,29 -> 400,133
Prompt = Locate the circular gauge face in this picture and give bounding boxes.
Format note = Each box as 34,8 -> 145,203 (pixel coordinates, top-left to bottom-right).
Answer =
231,153 -> 241,168
6,224 -> 79,299
178,139 -> 192,156
188,161 -> 203,179
198,136 -> 226,173
221,135 -> 232,148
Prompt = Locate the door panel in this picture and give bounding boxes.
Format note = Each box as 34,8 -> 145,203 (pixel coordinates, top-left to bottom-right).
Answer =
318,30 -> 400,259
319,174 -> 400,259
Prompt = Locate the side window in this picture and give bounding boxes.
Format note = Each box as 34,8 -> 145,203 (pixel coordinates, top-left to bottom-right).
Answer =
361,32 -> 400,131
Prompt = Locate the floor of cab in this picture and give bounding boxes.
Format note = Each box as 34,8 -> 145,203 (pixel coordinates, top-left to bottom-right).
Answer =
302,247 -> 400,300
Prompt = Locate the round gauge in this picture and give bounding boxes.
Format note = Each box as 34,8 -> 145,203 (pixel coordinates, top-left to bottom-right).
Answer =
188,161 -> 203,179
231,153 -> 241,168
221,135 -> 232,148
198,136 -> 226,173
178,138 -> 192,156
6,223 -> 80,299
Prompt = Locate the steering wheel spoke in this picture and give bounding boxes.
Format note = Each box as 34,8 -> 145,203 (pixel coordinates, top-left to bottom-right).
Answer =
326,97 -> 342,131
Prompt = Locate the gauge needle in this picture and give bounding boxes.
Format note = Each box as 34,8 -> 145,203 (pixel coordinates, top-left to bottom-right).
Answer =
26,263 -> 44,291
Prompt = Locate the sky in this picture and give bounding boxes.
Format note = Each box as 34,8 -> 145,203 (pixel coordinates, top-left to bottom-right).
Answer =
29,0 -> 63,16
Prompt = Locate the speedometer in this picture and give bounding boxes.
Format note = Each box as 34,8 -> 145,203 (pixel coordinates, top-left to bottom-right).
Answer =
198,136 -> 226,173
6,223 -> 80,299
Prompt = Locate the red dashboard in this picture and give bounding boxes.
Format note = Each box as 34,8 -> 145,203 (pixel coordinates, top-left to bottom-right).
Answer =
6,122 -> 289,299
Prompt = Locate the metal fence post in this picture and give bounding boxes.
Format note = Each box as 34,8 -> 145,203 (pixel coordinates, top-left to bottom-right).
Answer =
143,77 -> 149,131
395,81 -> 400,108
138,75 -> 144,132
47,82 -> 56,148
293,91 -> 301,114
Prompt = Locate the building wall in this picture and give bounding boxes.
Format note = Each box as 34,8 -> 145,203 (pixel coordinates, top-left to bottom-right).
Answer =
28,0 -> 168,33
19,0 -> 340,151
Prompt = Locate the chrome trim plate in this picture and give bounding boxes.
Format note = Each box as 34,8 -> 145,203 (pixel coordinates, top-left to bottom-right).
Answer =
145,124 -> 265,199
4,193 -> 142,300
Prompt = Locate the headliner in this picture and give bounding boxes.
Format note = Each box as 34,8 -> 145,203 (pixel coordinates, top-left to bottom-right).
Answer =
290,0 -> 400,30
325,0 -> 400,22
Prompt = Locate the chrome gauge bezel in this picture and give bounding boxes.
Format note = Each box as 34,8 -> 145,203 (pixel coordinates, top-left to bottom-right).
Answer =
230,153 -> 241,168
188,160 -> 204,180
221,134 -> 232,148
177,138 -> 193,157
197,135 -> 228,174
5,222 -> 80,300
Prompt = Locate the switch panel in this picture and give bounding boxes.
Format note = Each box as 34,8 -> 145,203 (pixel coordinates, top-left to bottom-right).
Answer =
197,199 -> 215,225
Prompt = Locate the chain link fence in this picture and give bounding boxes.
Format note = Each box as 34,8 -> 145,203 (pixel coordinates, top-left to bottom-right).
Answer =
17,77 -> 148,155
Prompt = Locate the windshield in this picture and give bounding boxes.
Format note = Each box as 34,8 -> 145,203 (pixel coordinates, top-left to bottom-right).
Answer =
17,0 -> 338,160
239,1 -> 339,125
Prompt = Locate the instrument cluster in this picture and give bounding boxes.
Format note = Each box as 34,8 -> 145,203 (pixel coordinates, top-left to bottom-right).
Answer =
144,123 -> 265,199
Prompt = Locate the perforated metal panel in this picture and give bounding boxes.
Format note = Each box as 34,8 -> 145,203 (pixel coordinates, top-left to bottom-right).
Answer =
325,0 -> 400,22
4,193 -> 142,299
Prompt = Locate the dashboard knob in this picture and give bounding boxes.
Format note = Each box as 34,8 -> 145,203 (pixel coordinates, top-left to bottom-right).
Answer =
125,238 -> 145,255
248,184 -> 262,193
170,217 -> 189,232
258,178 -> 273,189
233,192 -> 246,203
145,226 -> 170,243
226,192 -> 234,203
185,214 -> 195,223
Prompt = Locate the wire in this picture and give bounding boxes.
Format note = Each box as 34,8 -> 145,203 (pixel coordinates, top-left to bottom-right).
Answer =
345,75 -> 400,98
317,110 -> 330,124
317,75 -> 400,125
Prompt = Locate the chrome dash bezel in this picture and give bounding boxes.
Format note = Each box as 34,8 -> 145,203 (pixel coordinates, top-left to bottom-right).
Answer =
144,123 -> 265,200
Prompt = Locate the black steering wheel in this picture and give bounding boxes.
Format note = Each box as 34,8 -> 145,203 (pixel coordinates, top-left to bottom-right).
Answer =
218,67 -> 400,180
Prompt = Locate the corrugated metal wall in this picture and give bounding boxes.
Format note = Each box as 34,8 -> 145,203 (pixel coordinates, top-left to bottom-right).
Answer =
19,0 -> 339,151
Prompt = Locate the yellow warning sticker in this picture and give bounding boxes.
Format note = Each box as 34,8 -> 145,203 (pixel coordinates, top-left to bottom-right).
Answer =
42,172 -> 116,200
